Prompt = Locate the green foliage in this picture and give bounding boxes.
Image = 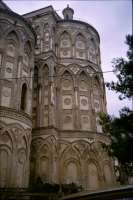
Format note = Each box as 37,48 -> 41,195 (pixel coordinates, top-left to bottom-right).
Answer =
100,110 -> 133,165
106,35 -> 133,100
100,35 -> 133,183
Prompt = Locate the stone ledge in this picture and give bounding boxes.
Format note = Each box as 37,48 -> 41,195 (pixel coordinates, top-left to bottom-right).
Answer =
0,106 -> 32,127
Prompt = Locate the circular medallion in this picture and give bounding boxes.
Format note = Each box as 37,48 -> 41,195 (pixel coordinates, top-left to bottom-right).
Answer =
63,79 -> 71,88
62,40 -> 68,46
6,67 -> 12,73
63,50 -> 68,56
64,98 -> 71,105
81,99 -> 87,106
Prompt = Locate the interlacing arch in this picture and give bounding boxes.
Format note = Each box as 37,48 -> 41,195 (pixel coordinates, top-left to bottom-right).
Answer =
5,31 -> 19,58
60,145 -> 81,184
59,31 -> 72,46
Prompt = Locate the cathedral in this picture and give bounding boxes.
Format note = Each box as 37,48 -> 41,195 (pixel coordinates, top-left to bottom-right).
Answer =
0,0 -> 116,190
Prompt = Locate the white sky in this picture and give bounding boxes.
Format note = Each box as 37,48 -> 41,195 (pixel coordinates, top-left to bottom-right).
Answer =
3,0 -> 132,116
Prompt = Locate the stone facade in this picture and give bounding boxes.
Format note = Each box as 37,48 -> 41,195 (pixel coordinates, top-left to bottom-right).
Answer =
0,2 -> 116,190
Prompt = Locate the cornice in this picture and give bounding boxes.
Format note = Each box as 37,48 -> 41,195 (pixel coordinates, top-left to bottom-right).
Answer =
0,106 -> 32,127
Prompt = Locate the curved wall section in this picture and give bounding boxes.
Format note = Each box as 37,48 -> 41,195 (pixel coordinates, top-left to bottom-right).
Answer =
0,7 -> 35,188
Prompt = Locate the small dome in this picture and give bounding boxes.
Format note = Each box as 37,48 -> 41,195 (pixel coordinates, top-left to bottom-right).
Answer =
62,5 -> 74,20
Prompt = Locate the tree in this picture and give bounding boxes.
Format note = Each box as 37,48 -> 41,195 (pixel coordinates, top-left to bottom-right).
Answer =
100,35 -> 133,184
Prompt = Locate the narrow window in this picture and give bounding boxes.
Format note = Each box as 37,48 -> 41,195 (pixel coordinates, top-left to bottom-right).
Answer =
21,84 -> 27,111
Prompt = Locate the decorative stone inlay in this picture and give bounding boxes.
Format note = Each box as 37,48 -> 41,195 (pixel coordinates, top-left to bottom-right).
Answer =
62,95 -> 72,109
80,96 -> 89,110
76,41 -> 85,49
62,79 -> 71,88
63,50 -> 68,56
94,102 -> 99,108
62,40 -> 68,47
6,67 -> 12,73
5,62 -> 13,77
86,68 -> 93,77
70,66 -> 79,74
81,99 -> 87,106
64,98 -> 71,105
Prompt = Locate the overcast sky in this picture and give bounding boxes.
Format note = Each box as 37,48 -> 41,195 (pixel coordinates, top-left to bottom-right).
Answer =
3,0 -> 132,116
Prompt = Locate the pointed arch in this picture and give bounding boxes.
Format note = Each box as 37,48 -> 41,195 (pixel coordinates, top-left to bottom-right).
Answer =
93,76 -> 101,97
62,70 -> 73,79
61,145 -> 80,161
39,156 -> 49,182
35,25 -> 41,53
16,147 -> 27,187
38,143 -> 51,183
6,31 -> 19,57
0,131 -> 13,188
79,70 -> 88,80
78,71 -> 88,92
75,33 -> 86,59
87,161 -> 99,189
61,146 -> 81,184
60,69 -> 74,130
64,159 -> 79,184
59,31 -> 72,57
60,31 -> 71,47
42,64 -> 49,126
0,147 -> 11,187
6,30 -> 19,44
75,33 -> 86,48
42,23 -> 50,52
103,162 -> 113,185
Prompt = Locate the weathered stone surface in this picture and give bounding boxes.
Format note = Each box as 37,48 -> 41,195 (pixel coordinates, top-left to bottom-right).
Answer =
0,1 -> 116,190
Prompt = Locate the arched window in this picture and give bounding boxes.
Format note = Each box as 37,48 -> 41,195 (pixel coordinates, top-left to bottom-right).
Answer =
75,33 -> 86,59
20,83 -> 27,111
6,31 -> 19,57
43,24 -> 50,52
5,31 -> 19,79
59,31 -> 72,57
61,71 -> 74,130
87,162 -> 99,189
